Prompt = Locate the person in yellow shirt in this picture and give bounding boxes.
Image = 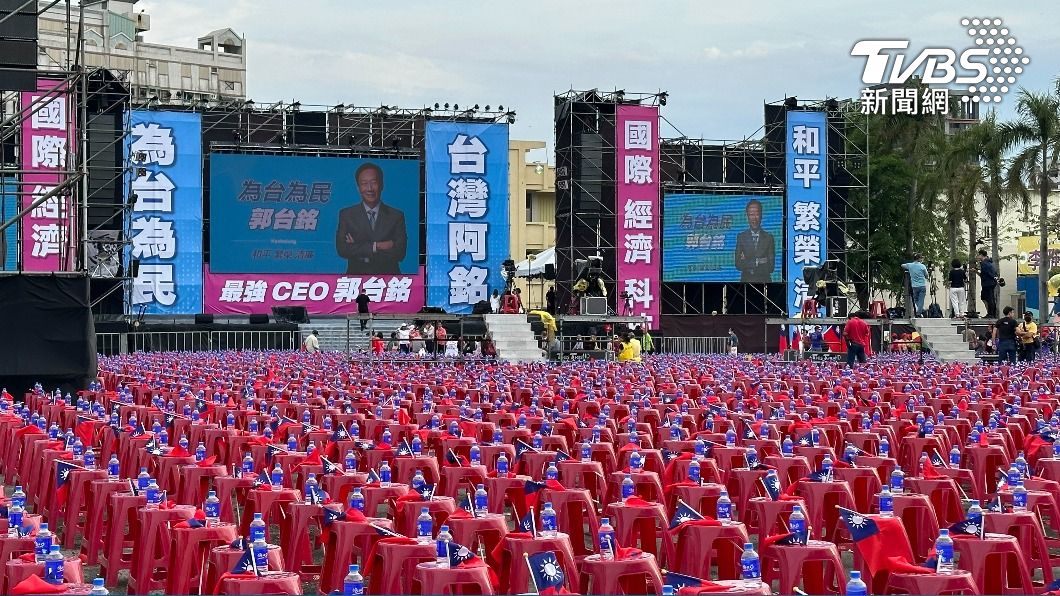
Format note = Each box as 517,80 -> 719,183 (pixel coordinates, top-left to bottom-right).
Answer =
1017,310 -> 1038,362
617,333 -> 642,363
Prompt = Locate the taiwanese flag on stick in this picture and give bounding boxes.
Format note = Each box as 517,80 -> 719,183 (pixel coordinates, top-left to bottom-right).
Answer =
54,459 -> 86,508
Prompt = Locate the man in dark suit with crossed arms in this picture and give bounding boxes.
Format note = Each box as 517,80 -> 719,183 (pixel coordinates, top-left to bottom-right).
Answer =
734,198 -> 776,283
335,162 -> 408,274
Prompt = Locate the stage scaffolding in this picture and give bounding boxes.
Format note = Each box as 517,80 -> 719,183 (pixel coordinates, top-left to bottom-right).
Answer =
553,89 -> 665,313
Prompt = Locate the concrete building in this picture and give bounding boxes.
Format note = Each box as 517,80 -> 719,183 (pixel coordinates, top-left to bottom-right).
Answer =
507,140 -> 556,310
36,0 -> 246,103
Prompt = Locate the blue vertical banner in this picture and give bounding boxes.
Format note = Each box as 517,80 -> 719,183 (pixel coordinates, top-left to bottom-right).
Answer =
0,178 -> 16,270
425,121 -> 510,313
785,110 -> 828,317
127,110 -> 203,314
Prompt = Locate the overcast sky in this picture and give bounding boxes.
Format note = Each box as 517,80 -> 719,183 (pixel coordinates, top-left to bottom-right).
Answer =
140,0 -> 1058,157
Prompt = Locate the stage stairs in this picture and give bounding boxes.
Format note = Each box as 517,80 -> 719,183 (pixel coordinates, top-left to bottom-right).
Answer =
483,314 -> 545,363
298,319 -> 404,352
912,318 -> 978,364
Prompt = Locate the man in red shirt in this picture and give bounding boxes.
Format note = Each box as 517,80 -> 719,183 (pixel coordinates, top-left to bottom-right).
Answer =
842,311 -> 872,366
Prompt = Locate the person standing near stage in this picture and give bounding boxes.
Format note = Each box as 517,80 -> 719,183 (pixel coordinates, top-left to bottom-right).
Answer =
355,288 -> 371,333
948,259 -> 968,319
976,249 -> 999,319
490,289 -> 501,313
842,312 -> 871,366
992,306 -> 1018,363
901,254 -> 928,318
422,321 -> 435,354
546,286 -> 556,315
302,330 -> 320,354
1017,311 -> 1038,362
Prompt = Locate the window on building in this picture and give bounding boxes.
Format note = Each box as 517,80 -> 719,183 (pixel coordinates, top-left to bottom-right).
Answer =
526,191 -> 535,221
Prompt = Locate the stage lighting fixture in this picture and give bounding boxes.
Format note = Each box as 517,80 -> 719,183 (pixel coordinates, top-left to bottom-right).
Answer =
391,139 -> 401,150
334,103 -> 345,111
825,98 -> 839,112
291,101 -> 301,111
484,105 -> 490,111
244,99 -> 254,107
434,103 -> 440,109
473,104 -> 480,110
506,111 -> 516,124
658,92 -> 667,106
615,89 -> 625,100
444,103 -> 450,109
784,96 -> 798,109
498,105 -> 504,111
453,104 -> 459,110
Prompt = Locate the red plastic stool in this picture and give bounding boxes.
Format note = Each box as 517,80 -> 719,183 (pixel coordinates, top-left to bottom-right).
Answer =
214,475 -> 255,524
440,465 -> 488,499
177,463 -> 228,506
413,561 -> 497,595
795,480 -> 856,542
4,556 -> 84,593
363,484 -> 409,518
365,539 -> 436,595
127,504 -> 195,594
238,488 -> 298,538
448,513 -> 508,567
906,477 -> 965,527
664,521 -> 748,579
279,502 -> 322,577
0,536 -> 38,593
834,467 -> 882,515
984,510 -> 1054,585
494,533 -> 578,594
219,570 -> 303,594
725,468 -> 769,520
558,460 -> 607,504
578,552 -> 664,595
893,494 -> 940,562
670,483 -> 724,518
392,496 -> 456,538
542,487 -> 599,555
164,522 -> 239,594
98,492 -> 146,586
745,497 -> 807,545
761,539 -> 845,595
764,456 -> 811,489
78,478 -> 126,563
485,475 -> 528,516
319,518 -> 394,594
207,544 -> 285,594
953,533 -> 1034,594
60,468 -> 107,548
606,500 -> 668,559
884,570 -> 979,595
964,444 -> 1009,500
319,472 -> 366,506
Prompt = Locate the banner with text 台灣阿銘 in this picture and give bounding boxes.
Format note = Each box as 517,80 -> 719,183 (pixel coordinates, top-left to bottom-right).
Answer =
615,105 -> 661,327
425,121 -> 509,314
127,110 -> 203,314
786,110 -> 828,317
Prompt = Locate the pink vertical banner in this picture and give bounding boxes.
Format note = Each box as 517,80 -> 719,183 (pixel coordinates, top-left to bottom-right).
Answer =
615,105 -> 661,327
20,79 -> 75,272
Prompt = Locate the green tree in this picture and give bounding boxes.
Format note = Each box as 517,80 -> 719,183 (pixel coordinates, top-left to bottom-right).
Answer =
1003,90 -> 1060,322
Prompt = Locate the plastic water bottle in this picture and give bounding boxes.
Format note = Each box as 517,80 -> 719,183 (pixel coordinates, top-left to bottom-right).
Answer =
435,524 -> 453,567
44,544 -> 63,584
204,490 -> 221,526
83,447 -> 96,468
242,453 -> 254,475
7,502 -> 22,537
469,444 -> 481,466
878,485 -> 894,517
935,529 -> 955,574
349,488 -> 365,512
412,469 -> 426,492
1013,480 -> 1028,511
249,512 -> 267,542
412,436 -> 423,455
846,570 -> 868,596
382,429 -> 393,445
89,578 -> 108,595
782,437 -> 794,456
968,501 -> 983,525
621,474 -> 636,499
717,490 -> 733,524
662,586 -> 675,596
695,439 -> 707,460
629,450 -> 643,472
379,462 -> 392,487
304,473 -> 320,502
195,441 -> 206,462
496,454 -> 509,476
598,517 -> 617,560
253,536 -> 269,569
950,445 -> 961,466
145,479 -> 161,509
12,485 -> 26,509
271,463 -> 283,486
137,467 -> 151,491
726,429 -> 736,446
545,462 -> 559,481
343,564 -> 364,595
592,425 -> 602,443
890,468 -> 904,493
879,436 -> 890,456
249,418 -> 259,434
688,459 -> 701,484
740,542 -> 761,587
788,504 -> 806,534
416,507 -> 433,544
35,522 -> 52,562
287,433 -> 298,451
541,502 -> 558,537
473,483 -> 488,516
345,450 -> 357,471
821,455 -> 833,480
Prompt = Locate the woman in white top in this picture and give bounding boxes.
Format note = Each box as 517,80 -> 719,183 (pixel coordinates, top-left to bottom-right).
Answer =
444,336 -> 459,357
489,290 -> 501,313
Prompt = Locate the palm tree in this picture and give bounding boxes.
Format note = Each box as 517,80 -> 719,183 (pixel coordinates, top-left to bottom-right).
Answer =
1003,90 -> 1060,322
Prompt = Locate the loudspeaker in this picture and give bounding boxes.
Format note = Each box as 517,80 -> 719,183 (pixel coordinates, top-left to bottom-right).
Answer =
195,313 -> 214,325
248,314 -> 268,324
544,263 -> 556,280
581,297 -> 607,316
270,306 -> 309,324
419,306 -> 446,314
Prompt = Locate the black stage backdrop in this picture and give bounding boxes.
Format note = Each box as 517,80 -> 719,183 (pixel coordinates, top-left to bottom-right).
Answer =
660,315 -> 775,353
0,275 -> 96,394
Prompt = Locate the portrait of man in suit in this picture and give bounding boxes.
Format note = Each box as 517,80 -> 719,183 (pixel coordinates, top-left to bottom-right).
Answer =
734,198 -> 776,283
335,162 -> 408,274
